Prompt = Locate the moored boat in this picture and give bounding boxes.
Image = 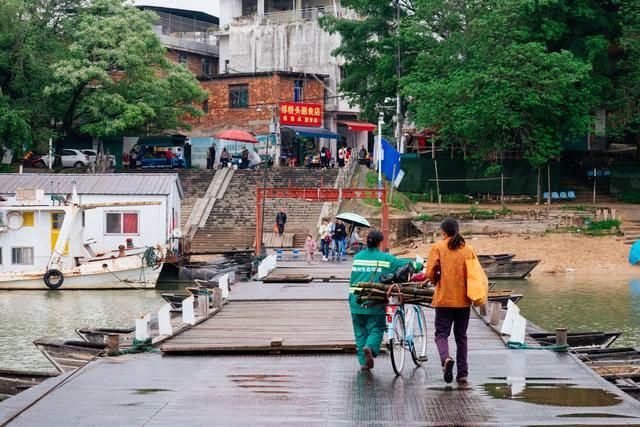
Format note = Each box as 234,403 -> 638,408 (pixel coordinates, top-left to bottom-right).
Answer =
75,326 -> 136,344
33,338 -> 107,372
0,368 -> 58,401
480,259 -> 540,279
530,331 -> 621,350
478,253 -> 516,263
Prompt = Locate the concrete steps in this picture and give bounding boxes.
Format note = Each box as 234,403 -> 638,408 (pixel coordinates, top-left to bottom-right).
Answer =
190,168 -> 338,253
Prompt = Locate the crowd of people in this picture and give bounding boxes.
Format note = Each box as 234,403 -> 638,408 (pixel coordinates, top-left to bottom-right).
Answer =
122,146 -> 184,169
304,217 -> 363,263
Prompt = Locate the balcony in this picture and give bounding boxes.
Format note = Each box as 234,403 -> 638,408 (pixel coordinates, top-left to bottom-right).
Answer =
233,5 -> 355,26
144,8 -> 220,56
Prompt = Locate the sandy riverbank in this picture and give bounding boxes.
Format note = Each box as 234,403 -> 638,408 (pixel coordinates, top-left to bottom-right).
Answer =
397,233 -> 640,278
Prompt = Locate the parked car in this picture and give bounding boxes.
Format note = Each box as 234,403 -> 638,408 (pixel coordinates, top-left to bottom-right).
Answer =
37,149 -> 90,169
81,149 -> 115,167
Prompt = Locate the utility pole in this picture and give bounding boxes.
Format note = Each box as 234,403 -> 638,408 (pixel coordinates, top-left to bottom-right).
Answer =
395,0 -> 402,153
377,112 -> 384,202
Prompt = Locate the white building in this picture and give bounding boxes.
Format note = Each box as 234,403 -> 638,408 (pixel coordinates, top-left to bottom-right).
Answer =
0,174 -> 182,275
217,0 -> 372,155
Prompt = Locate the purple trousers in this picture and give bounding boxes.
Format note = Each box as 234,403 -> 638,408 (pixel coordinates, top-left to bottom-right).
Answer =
434,307 -> 470,379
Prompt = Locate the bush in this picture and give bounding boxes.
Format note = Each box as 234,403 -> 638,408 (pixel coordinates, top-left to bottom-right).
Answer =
413,213 -> 433,221
365,171 -> 378,189
442,193 -> 471,204
405,192 -> 432,203
561,205 -> 588,211
587,219 -> 621,231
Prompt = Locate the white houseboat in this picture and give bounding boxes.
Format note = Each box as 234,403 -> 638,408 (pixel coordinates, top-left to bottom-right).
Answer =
0,174 -> 182,290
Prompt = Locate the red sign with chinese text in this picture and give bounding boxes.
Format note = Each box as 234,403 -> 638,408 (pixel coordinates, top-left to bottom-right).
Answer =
279,102 -> 323,127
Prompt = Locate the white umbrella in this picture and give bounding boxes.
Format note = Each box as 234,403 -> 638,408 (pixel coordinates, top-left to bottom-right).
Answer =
336,212 -> 371,228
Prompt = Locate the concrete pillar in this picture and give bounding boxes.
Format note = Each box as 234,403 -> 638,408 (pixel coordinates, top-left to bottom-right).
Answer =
258,0 -> 265,15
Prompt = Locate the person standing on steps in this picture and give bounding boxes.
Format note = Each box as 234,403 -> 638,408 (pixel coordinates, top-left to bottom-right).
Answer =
318,219 -> 331,261
349,230 -> 423,370
275,208 -> 287,236
333,219 -> 347,262
425,217 -> 475,384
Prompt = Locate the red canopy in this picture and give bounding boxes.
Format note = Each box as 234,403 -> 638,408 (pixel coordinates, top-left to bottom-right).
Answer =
338,121 -> 377,132
214,129 -> 258,143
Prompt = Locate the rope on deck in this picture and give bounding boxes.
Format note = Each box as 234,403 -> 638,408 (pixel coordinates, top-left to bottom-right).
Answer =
507,341 -> 569,352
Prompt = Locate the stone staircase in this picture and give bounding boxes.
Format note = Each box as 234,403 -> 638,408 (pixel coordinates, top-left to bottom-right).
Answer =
622,219 -> 640,245
183,168 -> 234,238
178,170 -> 218,228
190,168 -> 338,253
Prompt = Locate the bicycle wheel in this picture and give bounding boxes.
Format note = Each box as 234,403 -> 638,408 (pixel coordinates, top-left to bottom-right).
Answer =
410,305 -> 428,366
389,310 -> 406,375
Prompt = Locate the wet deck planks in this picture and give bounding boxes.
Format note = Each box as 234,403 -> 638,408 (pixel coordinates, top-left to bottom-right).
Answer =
161,300 -> 357,353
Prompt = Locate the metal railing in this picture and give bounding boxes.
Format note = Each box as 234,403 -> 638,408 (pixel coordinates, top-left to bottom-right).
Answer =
152,11 -> 219,45
258,6 -> 343,25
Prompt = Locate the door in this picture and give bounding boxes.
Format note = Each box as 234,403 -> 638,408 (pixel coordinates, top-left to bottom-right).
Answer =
51,212 -> 68,255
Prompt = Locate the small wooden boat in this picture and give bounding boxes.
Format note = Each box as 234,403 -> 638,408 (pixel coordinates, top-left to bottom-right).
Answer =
161,293 -> 191,310
75,326 -> 135,344
478,253 -> 516,263
481,260 -> 540,279
0,368 -> 58,401
262,273 -> 313,283
529,331 -> 621,350
487,293 -> 524,308
33,338 -> 106,373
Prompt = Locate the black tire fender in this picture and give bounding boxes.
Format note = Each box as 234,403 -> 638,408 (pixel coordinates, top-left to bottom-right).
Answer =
44,269 -> 64,289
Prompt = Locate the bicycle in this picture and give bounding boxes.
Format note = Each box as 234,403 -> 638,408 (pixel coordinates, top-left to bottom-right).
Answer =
386,291 -> 428,375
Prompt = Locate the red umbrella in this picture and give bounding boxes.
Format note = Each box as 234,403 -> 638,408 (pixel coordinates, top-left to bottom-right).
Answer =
214,129 -> 258,143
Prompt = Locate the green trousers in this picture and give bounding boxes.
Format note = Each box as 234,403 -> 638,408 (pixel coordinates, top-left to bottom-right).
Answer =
351,312 -> 386,366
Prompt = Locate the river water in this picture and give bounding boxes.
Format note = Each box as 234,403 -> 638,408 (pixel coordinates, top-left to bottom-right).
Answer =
497,275 -> 640,348
1,275 -> 640,371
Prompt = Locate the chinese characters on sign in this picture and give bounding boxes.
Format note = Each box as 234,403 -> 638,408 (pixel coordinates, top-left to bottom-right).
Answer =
279,102 -> 323,127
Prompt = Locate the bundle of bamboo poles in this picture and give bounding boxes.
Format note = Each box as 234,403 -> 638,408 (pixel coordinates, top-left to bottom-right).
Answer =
354,282 -> 435,305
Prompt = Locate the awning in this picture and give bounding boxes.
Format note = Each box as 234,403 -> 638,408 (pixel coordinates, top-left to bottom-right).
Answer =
137,135 -> 187,148
338,120 -> 376,132
282,125 -> 339,139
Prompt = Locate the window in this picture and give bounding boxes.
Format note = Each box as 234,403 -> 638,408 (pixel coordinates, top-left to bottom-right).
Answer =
202,58 -> 211,76
62,149 -> 76,156
12,247 -> 34,265
22,212 -> 34,227
178,53 -> 188,67
203,99 -> 209,113
0,248 -> 2,264
294,80 -> 304,102
105,212 -> 139,235
229,84 -> 249,109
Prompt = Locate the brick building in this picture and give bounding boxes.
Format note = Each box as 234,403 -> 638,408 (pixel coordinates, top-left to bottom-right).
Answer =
185,71 -> 341,166
191,71 -> 327,135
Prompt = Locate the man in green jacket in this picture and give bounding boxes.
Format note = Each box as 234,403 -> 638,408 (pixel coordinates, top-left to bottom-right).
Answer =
349,230 -> 423,370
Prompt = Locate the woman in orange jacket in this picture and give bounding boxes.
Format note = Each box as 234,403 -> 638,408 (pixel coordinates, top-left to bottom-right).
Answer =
426,218 -> 475,384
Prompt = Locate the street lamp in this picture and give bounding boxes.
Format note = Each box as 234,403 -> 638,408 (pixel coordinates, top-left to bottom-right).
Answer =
377,112 -> 384,202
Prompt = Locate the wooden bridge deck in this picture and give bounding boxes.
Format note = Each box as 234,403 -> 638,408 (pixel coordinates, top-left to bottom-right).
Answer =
161,299 -> 356,354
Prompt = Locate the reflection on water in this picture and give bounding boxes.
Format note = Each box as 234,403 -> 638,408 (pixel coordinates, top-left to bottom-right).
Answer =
0,290 -> 165,370
483,381 -> 622,407
497,275 -> 640,347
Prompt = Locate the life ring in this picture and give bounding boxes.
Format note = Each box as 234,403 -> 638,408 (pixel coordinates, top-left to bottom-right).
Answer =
6,211 -> 24,230
44,269 -> 64,289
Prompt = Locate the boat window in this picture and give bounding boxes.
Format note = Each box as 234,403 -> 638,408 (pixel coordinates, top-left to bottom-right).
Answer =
105,212 -> 139,235
22,212 -> 34,227
11,247 -> 34,265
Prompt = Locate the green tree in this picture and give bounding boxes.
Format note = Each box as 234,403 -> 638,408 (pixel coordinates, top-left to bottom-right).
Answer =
44,0 -> 206,150
611,0 -> 640,159
321,0 -> 417,127
0,0 -> 74,157
404,1 -> 596,167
